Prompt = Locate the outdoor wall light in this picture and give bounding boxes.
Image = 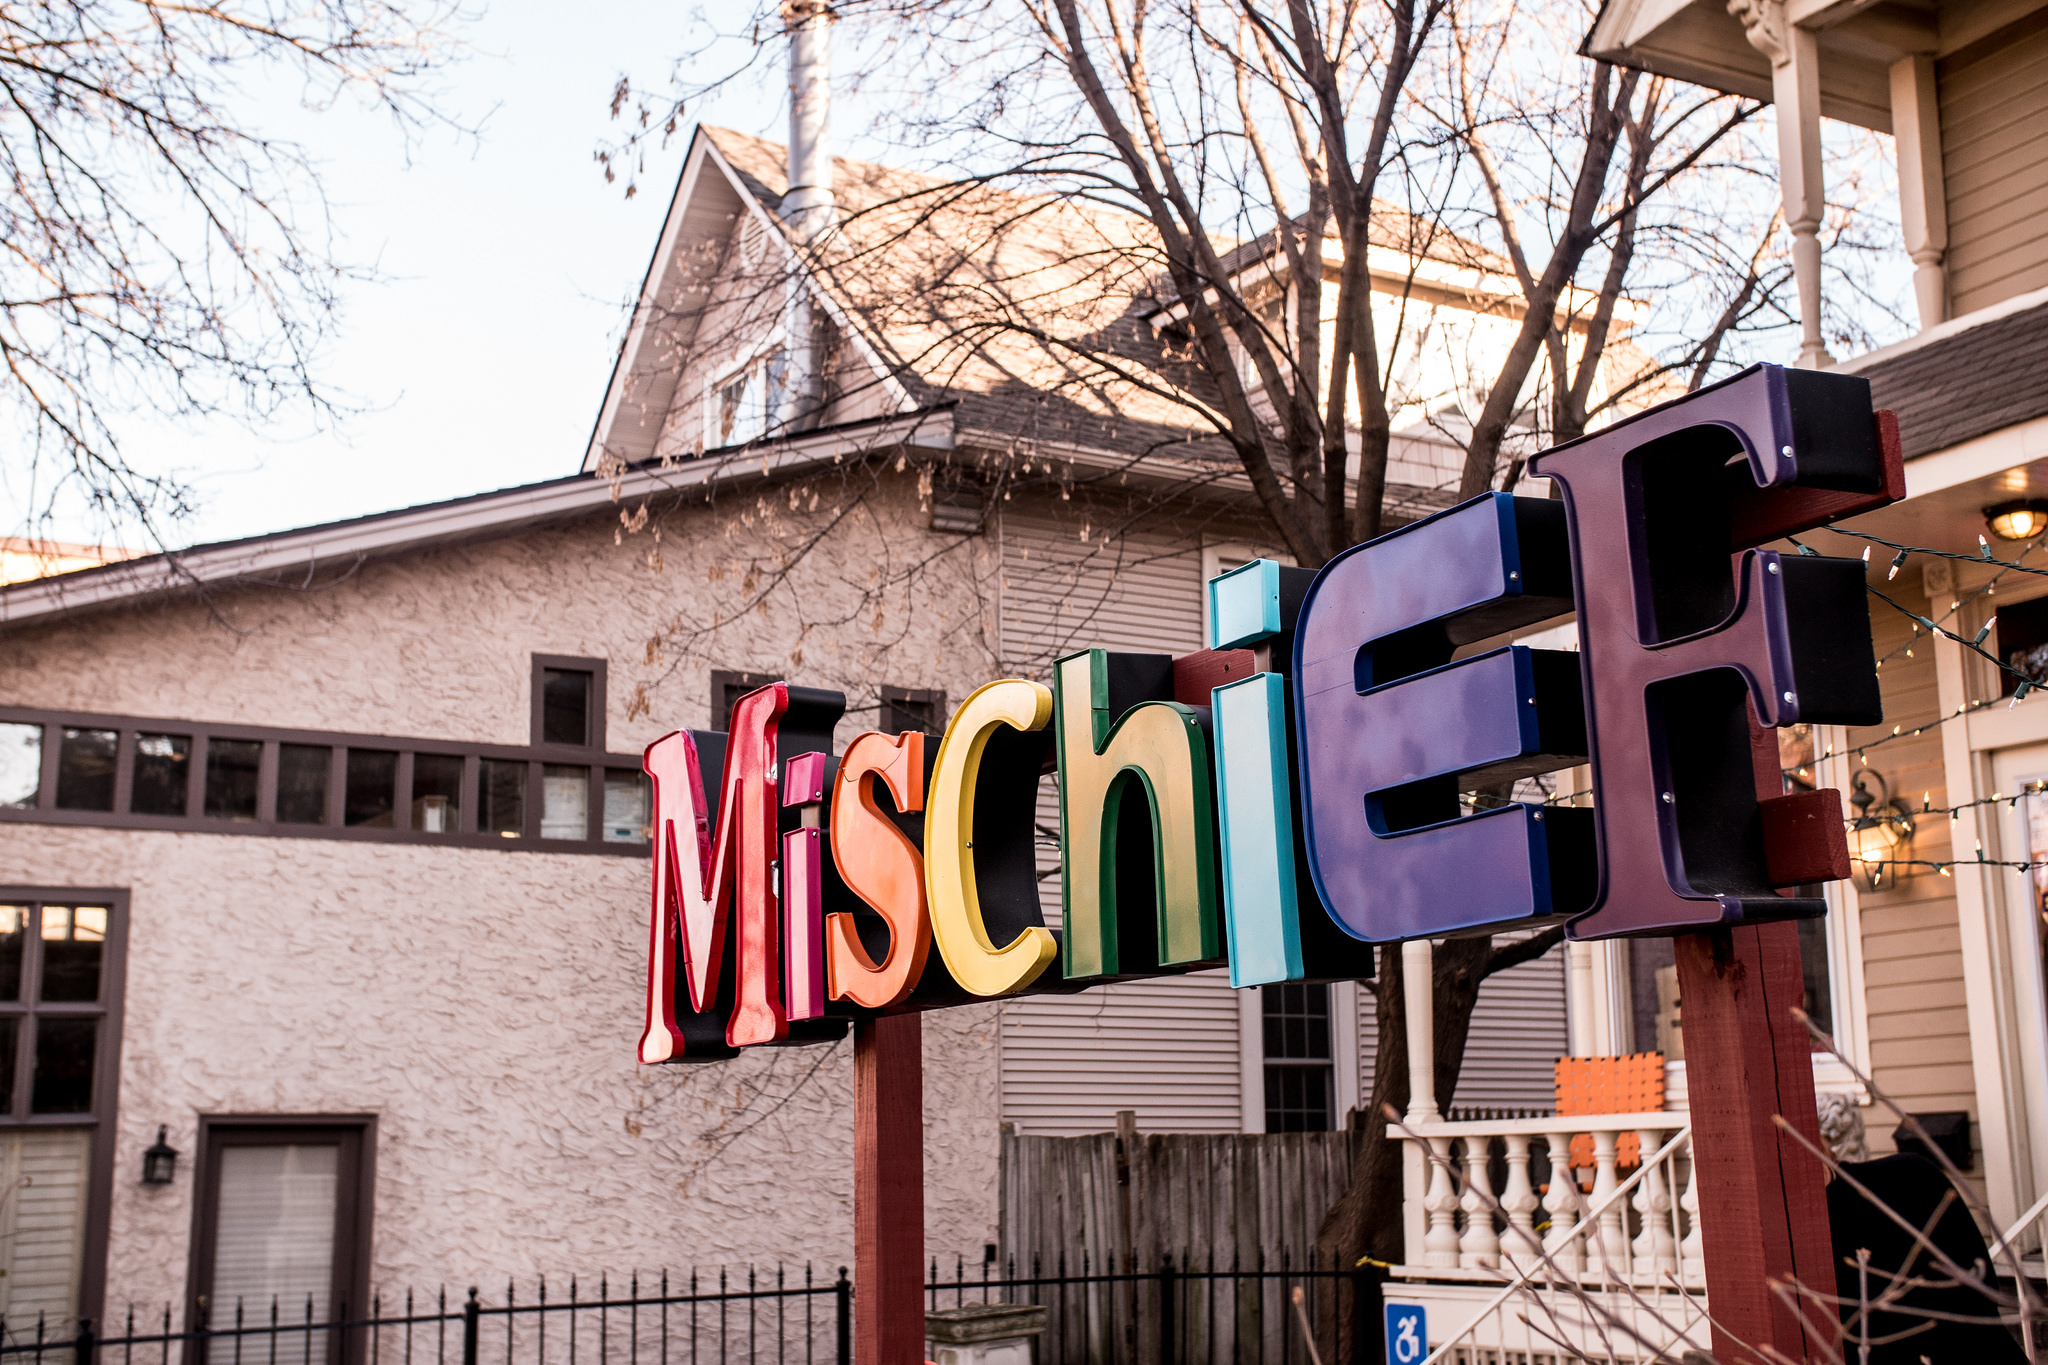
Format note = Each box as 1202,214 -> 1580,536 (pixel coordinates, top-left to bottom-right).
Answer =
141,1126 -> 178,1185
1985,499 -> 2048,542
1847,769 -> 1916,891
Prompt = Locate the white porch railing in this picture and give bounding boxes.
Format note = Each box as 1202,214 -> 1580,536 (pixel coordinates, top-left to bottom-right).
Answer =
1391,1116 -> 1710,1364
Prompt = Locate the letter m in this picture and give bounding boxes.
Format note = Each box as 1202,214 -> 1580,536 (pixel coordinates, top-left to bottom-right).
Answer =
639,684 -> 838,1060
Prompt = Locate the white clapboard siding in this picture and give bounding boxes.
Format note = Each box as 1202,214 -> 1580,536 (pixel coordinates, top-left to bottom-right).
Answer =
0,1129 -> 90,1338
998,512 -> 1246,1133
1001,971 -> 1248,1134
1940,17 -> 2048,314
1355,936 -> 1568,1114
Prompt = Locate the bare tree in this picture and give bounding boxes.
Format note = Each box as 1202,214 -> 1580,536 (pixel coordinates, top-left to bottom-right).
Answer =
0,0 -> 465,546
599,0 -> 1855,1351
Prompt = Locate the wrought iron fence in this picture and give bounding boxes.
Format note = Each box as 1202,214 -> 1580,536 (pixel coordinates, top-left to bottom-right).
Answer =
0,1252 -> 1367,1365
0,1268 -> 852,1365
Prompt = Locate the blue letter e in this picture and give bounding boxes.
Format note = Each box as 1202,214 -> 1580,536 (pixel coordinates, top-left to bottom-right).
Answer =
1291,494 -> 1595,942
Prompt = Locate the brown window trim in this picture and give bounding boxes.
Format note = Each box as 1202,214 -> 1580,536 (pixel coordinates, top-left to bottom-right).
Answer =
183,1114 -> 377,1365
0,886 -> 130,1333
709,670 -> 776,731
878,685 -> 947,735
0,706 -> 646,857
530,654 -> 608,752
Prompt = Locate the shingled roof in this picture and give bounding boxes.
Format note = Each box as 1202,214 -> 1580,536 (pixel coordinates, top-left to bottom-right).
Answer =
1847,292 -> 2048,459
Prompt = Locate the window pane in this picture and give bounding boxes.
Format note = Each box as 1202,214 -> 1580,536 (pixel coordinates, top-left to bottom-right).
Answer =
1264,1064 -> 1332,1133
131,733 -> 191,816
54,728 -> 116,811
210,1144 -> 339,1365
0,1017 -> 16,1112
0,723 -> 41,808
344,750 -> 397,828
1261,982 -> 1332,1059
411,754 -> 463,833
0,906 -> 22,1001
603,770 -> 650,844
277,745 -> 331,825
479,760 -> 525,838
203,739 -> 262,821
30,1018 -> 95,1113
39,905 -> 105,1003
1628,936 -> 1681,1058
542,765 -> 589,840
541,669 -> 592,746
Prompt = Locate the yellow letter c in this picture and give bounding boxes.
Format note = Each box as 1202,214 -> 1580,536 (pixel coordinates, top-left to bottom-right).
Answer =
925,679 -> 1060,998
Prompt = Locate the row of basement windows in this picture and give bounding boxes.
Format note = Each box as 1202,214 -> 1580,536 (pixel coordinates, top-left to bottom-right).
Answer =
0,724 -> 650,843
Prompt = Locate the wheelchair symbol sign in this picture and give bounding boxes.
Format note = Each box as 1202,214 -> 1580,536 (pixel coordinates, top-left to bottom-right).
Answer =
1384,1302 -> 1426,1365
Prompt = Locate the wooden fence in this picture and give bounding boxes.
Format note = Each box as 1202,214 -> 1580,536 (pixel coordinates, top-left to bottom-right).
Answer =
994,1122 -> 1362,1363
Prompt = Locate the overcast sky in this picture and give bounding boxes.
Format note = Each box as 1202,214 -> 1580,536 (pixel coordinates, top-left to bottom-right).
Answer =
113,5 -> 778,552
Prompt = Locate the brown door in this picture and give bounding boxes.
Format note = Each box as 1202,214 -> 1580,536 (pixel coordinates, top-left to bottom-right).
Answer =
186,1121 -> 373,1365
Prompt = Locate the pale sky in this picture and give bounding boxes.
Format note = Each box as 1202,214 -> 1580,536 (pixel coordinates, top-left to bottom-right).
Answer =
109,4 -> 778,552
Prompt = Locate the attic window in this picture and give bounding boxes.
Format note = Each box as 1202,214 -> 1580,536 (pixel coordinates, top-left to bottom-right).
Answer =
711,350 -> 786,449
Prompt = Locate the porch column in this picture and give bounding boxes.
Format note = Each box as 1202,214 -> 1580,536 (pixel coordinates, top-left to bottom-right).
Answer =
1889,54 -> 1949,329
1404,939 -> 1440,1122
1730,0 -> 1831,368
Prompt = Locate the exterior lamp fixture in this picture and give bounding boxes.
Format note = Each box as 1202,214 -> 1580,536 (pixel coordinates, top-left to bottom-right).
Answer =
1847,769 -> 1915,892
141,1126 -> 178,1185
1984,499 -> 2048,542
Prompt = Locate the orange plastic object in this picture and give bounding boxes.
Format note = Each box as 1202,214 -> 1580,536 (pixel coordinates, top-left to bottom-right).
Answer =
827,732 -> 931,1008
1555,1052 -> 1666,1171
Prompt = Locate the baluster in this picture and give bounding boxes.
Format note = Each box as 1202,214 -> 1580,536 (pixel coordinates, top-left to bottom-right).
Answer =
1541,1131 -> 1584,1277
1630,1128 -> 1678,1282
1500,1135 -> 1541,1265
1422,1136 -> 1461,1268
1459,1137 -> 1501,1268
1679,1131 -> 1705,1286
1587,1129 -> 1629,1280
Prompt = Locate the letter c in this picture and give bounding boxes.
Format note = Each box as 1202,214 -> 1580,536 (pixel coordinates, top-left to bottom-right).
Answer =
924,680 -> 1060,997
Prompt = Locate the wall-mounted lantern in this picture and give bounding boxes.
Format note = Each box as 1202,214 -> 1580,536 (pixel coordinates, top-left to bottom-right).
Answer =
141,1126 -> 178,1185
1848,769 -> 1916,891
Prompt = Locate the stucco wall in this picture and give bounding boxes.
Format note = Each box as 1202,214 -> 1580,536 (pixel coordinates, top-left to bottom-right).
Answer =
0,470 -> 1014,1312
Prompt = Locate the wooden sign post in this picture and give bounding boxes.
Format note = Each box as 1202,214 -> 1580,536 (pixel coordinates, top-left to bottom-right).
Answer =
854,1013 -> 925,1365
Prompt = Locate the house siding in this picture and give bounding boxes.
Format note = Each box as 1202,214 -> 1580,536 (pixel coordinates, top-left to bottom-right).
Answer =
1846,592 -> 1974,1156
1939,11 -> 2048,316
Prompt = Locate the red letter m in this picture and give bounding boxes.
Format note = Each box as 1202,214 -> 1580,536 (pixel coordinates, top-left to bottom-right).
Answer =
637,684 -> 801,1061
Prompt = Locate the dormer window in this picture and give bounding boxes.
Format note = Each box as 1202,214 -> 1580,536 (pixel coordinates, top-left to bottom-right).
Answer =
710,348 -> 787,448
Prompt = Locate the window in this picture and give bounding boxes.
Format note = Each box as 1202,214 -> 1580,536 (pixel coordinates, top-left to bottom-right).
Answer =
1262,983 -> 1334,1132
204,739 -> 262,822
478,760 -> 526,838
880,687 -> 946,736
411,754 -> 463,834
0,890 -> 128,1338
542,766 -> 589,840
603,770 -> 650,844
0,707 -> 639,856
541,671 -> 591,747
343,751 -> 397,828
0,724 -> 41,809
188,1120 -> 373,1365
55,729 -> 116,812
710,670 -> 776,731
530,656 -> 606,751
1998,594 -> 2048,696
709,350 -> 786,448
131,734 -> 191,817
277,745 -> 331,825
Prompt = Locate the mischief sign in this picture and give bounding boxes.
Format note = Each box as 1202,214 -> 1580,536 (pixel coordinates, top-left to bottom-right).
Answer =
638,362 -> 1900,1064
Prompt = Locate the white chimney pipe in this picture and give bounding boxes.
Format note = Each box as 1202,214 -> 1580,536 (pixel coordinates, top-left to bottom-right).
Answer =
784,1 -> 834,241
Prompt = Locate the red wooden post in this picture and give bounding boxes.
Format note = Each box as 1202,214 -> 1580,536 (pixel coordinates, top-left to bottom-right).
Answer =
854,1013 -> 924,1365
1672,721 -> 1842,1363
